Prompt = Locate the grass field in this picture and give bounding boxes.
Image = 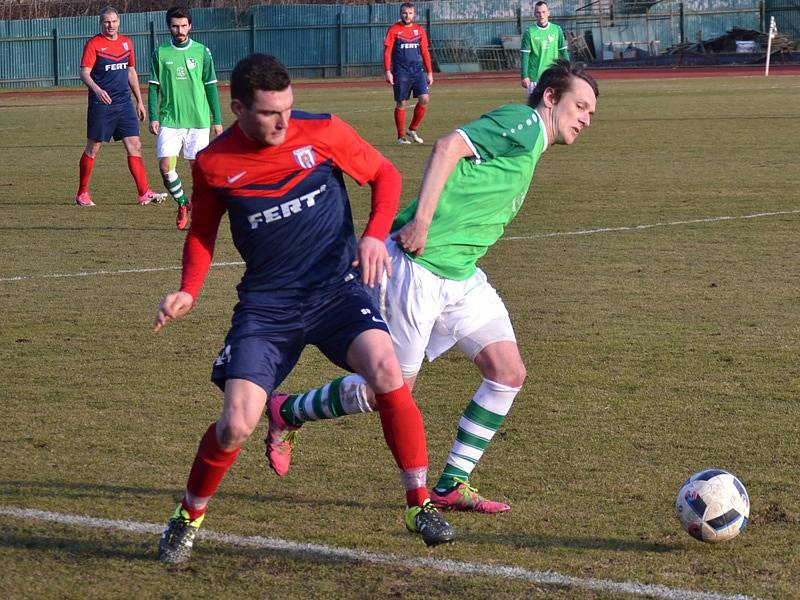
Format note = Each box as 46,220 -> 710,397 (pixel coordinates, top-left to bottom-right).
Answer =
2,72 -> 800,599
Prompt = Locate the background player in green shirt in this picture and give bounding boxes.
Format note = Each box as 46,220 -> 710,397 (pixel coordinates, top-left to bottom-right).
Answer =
264,60 -> 598,513
521,1 -> 570,96
148,6 -> 223,230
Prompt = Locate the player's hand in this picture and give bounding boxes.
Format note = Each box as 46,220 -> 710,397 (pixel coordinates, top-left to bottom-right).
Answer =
212,124 -> 223,137
96,89 -> 112,105
136,102 -> 146,121
427,73 -> 434,86
149,120 -> 160,135
385,71 -> 394,85
152,291 -> 194,332
521,78 -> 531,89
392,218 -> 430,257
353,236 -> 391,288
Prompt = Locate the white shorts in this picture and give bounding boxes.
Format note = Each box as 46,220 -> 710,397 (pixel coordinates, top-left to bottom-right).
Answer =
375,239 -> 517,377
156,127 -> 210,160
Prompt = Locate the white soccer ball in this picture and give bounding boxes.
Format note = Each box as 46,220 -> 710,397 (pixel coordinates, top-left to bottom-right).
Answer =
675,468 -> 750,543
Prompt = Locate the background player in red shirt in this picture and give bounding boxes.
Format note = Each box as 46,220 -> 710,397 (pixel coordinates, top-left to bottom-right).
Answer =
384,2 -> 433,145
152,54 -> 456,564
76,7 -> 165,207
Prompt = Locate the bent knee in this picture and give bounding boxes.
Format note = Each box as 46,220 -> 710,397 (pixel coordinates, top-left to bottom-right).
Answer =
506,363 -> 527,388
485,361 -> 526,389
366,354 -> 405,393
216,419 -> 255,448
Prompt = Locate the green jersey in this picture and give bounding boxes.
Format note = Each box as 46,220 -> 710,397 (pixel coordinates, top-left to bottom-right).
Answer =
521,23 -> 569,82
392,104 -> 548,280
149,39 -> 220,128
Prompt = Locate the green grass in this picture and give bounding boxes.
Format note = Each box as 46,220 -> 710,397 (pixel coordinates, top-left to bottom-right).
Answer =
2,74 -> 800,599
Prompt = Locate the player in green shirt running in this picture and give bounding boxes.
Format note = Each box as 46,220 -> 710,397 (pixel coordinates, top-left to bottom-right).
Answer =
148,6 -> 223,230
262,60 -> 598,514
521,1 -> 570,96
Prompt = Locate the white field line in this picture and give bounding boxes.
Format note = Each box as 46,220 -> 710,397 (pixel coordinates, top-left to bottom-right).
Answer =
0,260 -> 245,283
1,210 -> 797,284
0,505 -> 755,600
502,209 -> 800,241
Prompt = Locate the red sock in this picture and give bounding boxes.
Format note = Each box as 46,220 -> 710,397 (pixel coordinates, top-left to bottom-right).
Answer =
375,385 -> 429,506
394,108 -> 406,138
406,486 -> 429,507
409,104 -> 427,131
78,153 -> 94,194
127,155 -> 149,196
180,498 -> 207,522
184,422 -> 240,515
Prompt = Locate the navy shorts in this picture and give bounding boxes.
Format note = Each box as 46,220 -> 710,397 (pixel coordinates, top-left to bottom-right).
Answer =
393,70 -> 429,102
210,280 -> 390,393
87,101 -> 140,142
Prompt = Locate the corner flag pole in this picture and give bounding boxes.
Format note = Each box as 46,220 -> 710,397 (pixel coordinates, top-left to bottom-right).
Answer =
765,16 -> 777,76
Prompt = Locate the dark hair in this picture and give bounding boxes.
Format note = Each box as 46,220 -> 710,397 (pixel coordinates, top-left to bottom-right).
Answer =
230,54 -> 292,108
534,1 -> 549,7
528,59 -> 599,107
166,6 -> 191,26
400,2 -> 415,10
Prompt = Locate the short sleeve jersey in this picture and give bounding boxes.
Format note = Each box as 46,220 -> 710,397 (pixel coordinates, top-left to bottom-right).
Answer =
521,23 -> 569,81
80,34 -> 135,105
149,39 -> 217,128
183,112 -> 386,303
384,22 -> 431,75
392,104 -> 548,281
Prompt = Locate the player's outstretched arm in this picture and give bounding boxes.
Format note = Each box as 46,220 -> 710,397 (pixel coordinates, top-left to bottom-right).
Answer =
393,131 -> 472,256
152,291 -> 194,332
354,158 -> 400,287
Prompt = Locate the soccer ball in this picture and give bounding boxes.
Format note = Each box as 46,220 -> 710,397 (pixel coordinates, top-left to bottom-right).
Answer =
675,468 -> 750,543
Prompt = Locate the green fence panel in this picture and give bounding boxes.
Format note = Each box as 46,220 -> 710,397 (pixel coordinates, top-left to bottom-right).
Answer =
0,0 -> 796,88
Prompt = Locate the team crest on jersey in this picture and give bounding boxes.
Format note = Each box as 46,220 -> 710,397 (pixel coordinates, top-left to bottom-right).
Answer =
122,42 -> 129,51
413,29 -> 419,35
187,57 -> 197,70
292,145 -> 316,169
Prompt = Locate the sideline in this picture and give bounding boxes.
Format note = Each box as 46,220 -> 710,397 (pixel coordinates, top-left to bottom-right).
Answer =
0,505 -> 755,600
2,209 -> 798,283
2,64 -> 799,99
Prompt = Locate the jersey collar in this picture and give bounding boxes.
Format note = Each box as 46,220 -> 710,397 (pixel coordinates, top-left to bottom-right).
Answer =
170,38 -> 193,50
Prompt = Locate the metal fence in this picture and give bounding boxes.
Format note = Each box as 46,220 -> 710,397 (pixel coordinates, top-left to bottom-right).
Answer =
0,0 -> 796,88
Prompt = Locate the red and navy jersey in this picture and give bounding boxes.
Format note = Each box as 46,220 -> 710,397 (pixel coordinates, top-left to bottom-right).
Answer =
383,22 -> 432,75
182,111 -> 388,303
81,34 -> 135,105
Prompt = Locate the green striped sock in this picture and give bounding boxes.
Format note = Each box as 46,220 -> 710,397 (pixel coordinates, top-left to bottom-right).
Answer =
163,169 -> 187,206
434,379 -> 519,492
280,375 -> 372,426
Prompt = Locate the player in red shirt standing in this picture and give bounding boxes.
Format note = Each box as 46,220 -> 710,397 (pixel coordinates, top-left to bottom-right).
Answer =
152,54 -> 456,564
384,2 -> 433,145
76,7 -> 165,207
